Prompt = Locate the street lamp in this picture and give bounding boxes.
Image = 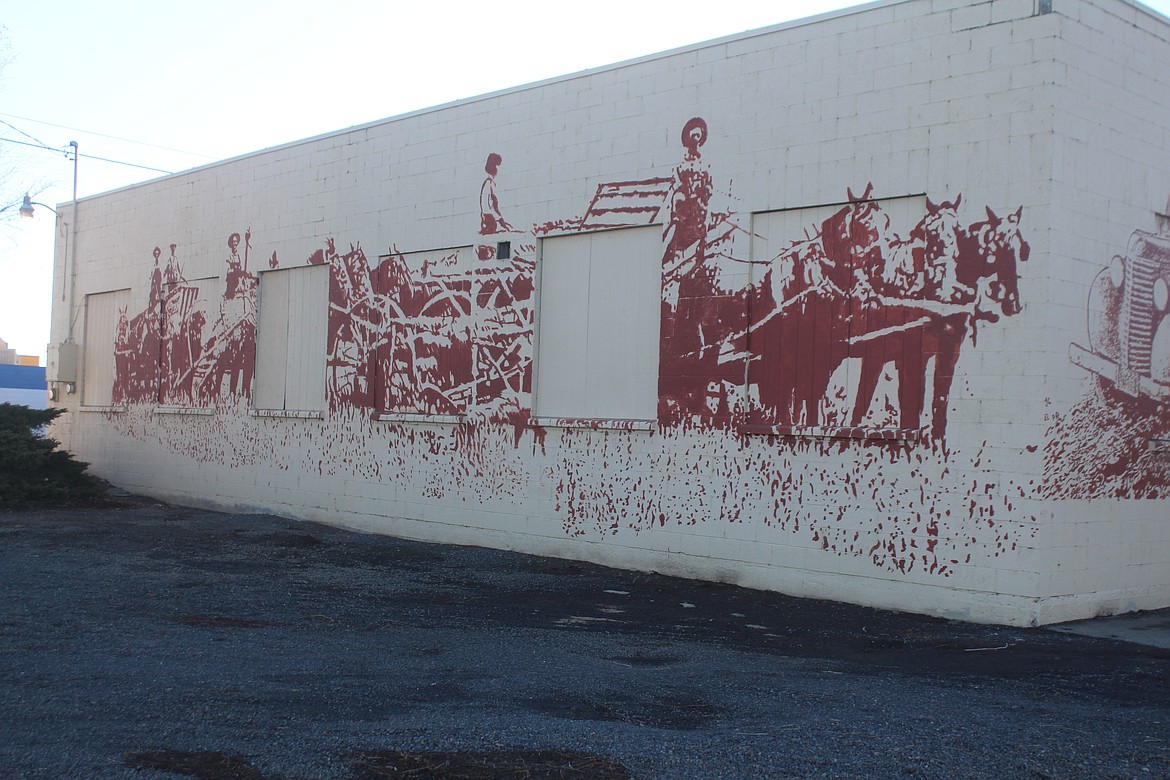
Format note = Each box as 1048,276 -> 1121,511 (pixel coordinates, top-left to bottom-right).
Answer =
21,140 -> 80,398
21,140 -> 78,308
19,192 -> 68,305
19,194 -> 59,219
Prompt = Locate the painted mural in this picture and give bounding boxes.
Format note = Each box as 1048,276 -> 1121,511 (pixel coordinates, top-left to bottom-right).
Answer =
106,117 -> 1040,579
113,233 -> 257,406
1046,205 -> 1170,498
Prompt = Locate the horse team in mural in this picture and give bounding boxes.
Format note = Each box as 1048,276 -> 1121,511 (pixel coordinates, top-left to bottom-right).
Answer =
646,118 -> 1029,439
740,194 -> 1028,438
111,117 -> 1029,447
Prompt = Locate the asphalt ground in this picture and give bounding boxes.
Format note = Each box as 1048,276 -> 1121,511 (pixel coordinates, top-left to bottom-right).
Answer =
2,501 -> 1169,779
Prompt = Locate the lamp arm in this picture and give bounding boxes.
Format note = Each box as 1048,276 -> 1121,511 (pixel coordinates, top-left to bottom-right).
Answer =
30,201 -> 61,216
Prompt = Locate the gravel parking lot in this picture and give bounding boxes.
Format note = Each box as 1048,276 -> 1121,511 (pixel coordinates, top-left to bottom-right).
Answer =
2,502 -> 1168,778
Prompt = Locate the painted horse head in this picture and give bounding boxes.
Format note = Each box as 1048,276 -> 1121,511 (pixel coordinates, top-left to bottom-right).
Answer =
844,183 -> 890,261
961,206 -> 1028,318
920,196 -> 962,260
816,183 -> 890,292
913,195 -> 966,302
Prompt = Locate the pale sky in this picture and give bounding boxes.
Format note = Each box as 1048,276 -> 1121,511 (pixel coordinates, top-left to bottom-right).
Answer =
2,0 -> 1169,359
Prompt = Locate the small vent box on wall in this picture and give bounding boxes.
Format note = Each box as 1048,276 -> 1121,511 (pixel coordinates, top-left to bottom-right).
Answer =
47,342 -> 78,384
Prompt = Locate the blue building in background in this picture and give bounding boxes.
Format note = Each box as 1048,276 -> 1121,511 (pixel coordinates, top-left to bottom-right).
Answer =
0,364 -> 47,409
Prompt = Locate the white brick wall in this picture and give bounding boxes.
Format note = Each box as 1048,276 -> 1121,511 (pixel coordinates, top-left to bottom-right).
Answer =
1033,0 -> 1170,618
47,0 -> 1170,626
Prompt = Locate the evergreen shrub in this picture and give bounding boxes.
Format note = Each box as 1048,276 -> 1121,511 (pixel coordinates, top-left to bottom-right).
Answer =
0,403 -> 102,508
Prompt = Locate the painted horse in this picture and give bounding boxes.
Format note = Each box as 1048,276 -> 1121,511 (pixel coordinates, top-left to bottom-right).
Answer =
847,205 -> 1028,440
747,184 -> 895,427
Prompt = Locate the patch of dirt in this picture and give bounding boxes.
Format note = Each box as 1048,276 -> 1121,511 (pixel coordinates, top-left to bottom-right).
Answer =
1,479 -> 159,512
603,653 -> 679,668
349,749 -> 630,779
125,750 -> 277,779
525,692 -> 722,730
526,558 -> 588,575
173,615 -> 281,629
246,532 -> 326,549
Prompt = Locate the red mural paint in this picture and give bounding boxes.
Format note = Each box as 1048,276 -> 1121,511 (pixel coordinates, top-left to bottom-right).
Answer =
326,150 -> 536,419
472,154 -> 536,418
662,117 -> 713,294
373,247 -> 474,416
157,245 -> 205,405
194,231 -> 258,400
480,153 -> 513,236
657,118 -> 751,428
106,117 -> 1045,579
740,192 -> 1027,441
324,238 -> 377,413
528,120 -> 1029,439
1050,200 -> 1170,498
113,247 -> 162,404
371,152 -> 537,419
116,232 -> 258,406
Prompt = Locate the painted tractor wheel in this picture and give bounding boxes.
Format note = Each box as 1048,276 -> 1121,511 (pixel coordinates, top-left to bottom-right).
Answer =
1086,262 -> 1123,360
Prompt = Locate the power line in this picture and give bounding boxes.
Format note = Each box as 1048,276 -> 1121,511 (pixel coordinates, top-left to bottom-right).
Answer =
0,112 -> 215,160
80,150 -> 171,175
0,137 -> 73,157
0,137 -> 172,175
0,118 -> 50,149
